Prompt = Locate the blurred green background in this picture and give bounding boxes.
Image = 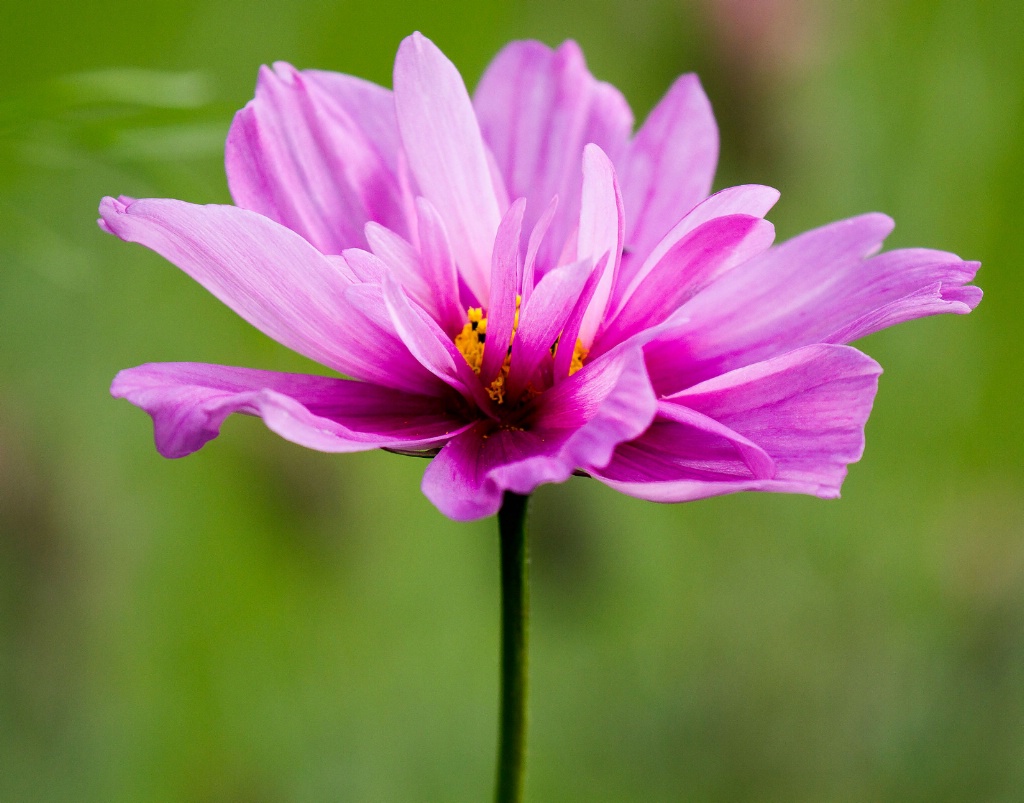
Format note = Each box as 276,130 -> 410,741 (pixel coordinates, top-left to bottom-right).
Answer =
1,0 -> 1021,800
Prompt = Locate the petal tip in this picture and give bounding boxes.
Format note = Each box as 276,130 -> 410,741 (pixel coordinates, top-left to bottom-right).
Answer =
399,31 -> 436,60
672,72 -> 705,93
864,211 -> 896,240
98,196 -> 132,236
958,284 -> 984,310
554,39 -> 585,63
99,195 -> 128,216
269,61 -> 300,81
582,141 -> 612,166
109,368 -> 132,399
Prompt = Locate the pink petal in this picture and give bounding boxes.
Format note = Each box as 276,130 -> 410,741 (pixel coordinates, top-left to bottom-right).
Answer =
595,344 -> 881,501
364,221 -> 434,306
98,198 -> 348,371
333,284 -> 454,395
381,277 -> 494,412
611,183 -> 780,314
325,254 -> 360,283
618,74 -> 719,266
420,424 -> 508,521
505,257 -> 594,399
112,362 -> 468,458
525,342 -> 658,473
552,253 -> 607,380
393,32 -> 502,302
576,144 -> 625,346
303,69 -> 403,174
225,62 -> 404,253
594,213 -> 776,352
474,40 -> 633,274
820,250 -> 982,343
415,197 -> 465,337
655,401 -> 776,480
338,248 -> 388,283
421,343 -> 656,520
521,196 -> 559,304
645,214 -> 980,391
480,199 -> 526,384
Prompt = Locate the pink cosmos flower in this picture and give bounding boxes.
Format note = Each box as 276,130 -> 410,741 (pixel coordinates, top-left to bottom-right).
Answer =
101,33 -> 980,521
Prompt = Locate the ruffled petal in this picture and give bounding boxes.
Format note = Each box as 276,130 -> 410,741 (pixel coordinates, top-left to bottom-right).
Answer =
474,40 -> 633,274
619,73 -> 719,267
576,144 -> 625,346
595,344 -> 881,501
611,183 -> 779,313
521,196 -> 558,304
594,213 -> 775,353
644,214 -> 980,392
420,424 -> 507,521
415,196 -> 464,336
532,343 -> 658,463
820,249 -> 983,343
364,221 -> 434,306
393,32 -> 502,302
480,199 -> 526,384
381,277 -> 485,404
421,343 -> 656,520
506,257 -> 593,399
112,362 -> 468,459
334,283 -> 451,394
225,62 -> 404,253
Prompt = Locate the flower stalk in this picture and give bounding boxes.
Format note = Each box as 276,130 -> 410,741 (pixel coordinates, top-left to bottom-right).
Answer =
495,492 -> 530,803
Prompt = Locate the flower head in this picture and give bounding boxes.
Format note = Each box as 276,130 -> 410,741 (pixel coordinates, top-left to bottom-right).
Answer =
102,33 -> 981,520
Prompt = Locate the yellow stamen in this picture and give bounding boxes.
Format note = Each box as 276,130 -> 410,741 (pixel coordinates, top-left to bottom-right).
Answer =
453,297 -> 587,404
568,343 -> 588,376
454,306 -> 487,373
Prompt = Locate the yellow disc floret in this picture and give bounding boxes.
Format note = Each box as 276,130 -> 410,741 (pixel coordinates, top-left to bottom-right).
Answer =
453,297 -> 586,405
454,307 -> 487,374
568,343 -> 588,376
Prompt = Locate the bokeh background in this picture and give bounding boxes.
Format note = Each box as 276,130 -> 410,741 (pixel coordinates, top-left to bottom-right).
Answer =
2,0 -> 1021,800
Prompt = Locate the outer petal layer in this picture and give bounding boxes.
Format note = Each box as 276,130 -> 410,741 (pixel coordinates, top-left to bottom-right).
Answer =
595,344 -> 881,501
112,363 -> 469,458
618,73 -> 719,266
99,197 -> 444,394
394,32 -> 502,302
225,63 -> 404,253
576,144 -> 625,345
594,213 -> 775,352
645,214 -> 981,392
506,257 -> 593,398
422,345 -> 656,520
474,39 -> 633,273
611,183 -> 779,313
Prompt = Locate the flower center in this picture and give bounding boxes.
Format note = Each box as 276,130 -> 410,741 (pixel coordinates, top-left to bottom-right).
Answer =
453,299 -> 587,405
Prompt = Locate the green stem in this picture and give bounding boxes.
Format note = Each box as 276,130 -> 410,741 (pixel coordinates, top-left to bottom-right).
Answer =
495,492 -> 530,803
